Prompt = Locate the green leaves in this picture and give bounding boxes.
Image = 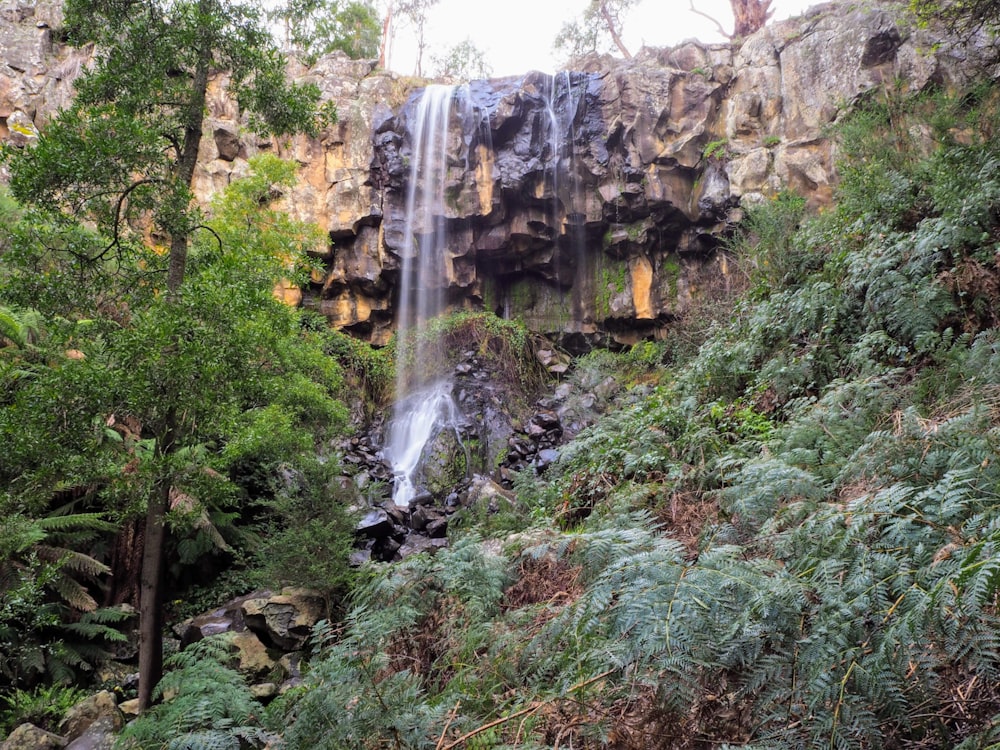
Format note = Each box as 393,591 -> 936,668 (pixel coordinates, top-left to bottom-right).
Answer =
118,635 -> 276,750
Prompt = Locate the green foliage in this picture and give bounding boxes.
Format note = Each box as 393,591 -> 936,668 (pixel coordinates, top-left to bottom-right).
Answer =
271,535 -> 511,749
910,0 -> 1000,37
0,683 -> 89,736
0,509 -> 132,689
0,158 -> 354,697
246,457 -> 356,601
553,0 -> 639,60
319,322 -> 395,411
271,0 -> 381,64
117,635 -> 275,750
702,138 -> 729,160
395,310 -> 546,398
431,37 -> 493,81
727,190 -> 810,296
261,82 -> 1000,749
8,0 -> 323,258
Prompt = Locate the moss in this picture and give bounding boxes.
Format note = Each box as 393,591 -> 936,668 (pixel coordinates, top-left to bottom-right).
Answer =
662,255 -> 682,300
702,139 -> 729,160
595,257 -> 629,318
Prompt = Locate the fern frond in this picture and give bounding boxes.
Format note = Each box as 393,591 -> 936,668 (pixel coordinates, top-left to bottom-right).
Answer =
35,512 -> 117,535
49,575 -> 98,612
34,545 -> 111,579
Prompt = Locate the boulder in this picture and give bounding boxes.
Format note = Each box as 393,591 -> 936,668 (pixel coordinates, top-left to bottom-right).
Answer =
241,588 -> 326,651
230,630 -> 283,682
0,724 -> 65,750
175,591 -> 259,646
64,716 -> 118,750
57,692 -> 121,743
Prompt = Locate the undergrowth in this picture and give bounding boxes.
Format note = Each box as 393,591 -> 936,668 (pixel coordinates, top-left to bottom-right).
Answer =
394,310 -> 548,400
131,84 -> 1000,749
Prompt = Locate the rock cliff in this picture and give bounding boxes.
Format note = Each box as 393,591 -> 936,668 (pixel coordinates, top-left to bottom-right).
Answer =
1,0 -> 995,347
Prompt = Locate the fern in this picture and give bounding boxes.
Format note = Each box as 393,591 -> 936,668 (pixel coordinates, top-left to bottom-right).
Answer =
118,635 -> 274,750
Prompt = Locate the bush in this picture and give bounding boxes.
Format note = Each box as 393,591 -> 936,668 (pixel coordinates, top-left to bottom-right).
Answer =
0,683 -> 88,736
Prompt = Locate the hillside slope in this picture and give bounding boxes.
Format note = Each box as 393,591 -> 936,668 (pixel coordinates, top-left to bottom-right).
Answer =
118,81 -> 1000,749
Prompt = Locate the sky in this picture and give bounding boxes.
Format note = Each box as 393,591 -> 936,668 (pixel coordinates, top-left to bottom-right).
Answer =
387,0 -> 821,78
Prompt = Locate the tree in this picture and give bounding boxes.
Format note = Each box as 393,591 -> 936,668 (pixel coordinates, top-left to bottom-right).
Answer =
731,0 -> 773,36
688,0 -> 773,39
378,0 -> 440,75
554,0 -> 638,62
432,38 -> 493,81
270,0 -> 381,63
5,0 -> 324,711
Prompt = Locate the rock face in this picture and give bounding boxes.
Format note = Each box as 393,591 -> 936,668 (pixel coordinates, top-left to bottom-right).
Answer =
1,1 -> 995,345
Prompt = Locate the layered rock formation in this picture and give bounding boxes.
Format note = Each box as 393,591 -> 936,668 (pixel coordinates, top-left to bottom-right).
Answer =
1,0 -> 995,346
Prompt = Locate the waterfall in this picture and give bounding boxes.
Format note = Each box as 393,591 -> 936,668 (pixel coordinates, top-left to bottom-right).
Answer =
384,84 -> 466,508
540,72 -> 588,301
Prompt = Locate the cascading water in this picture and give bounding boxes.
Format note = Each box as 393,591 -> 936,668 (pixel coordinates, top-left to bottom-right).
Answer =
384,84 -> 467,507
541,72 -> 588,295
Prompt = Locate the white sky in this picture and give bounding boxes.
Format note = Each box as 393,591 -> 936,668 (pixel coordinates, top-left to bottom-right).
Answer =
388,0 -> 820,77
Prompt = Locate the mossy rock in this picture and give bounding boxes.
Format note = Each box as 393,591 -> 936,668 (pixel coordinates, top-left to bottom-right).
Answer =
419,429 -> 468,498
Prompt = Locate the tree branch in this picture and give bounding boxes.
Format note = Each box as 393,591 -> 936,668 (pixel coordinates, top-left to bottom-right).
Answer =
191,223 -> 224,255
599,1 -> 632,58
689,0 -> 732,39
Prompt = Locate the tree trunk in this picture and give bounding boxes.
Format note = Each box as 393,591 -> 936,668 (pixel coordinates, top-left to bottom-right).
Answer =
599,1 -> 632,58
136,471 -> 169,711
378,5 -> 392,69
135,3 -> 212,711
731,0 -> 773,37
104,518 -> 143,607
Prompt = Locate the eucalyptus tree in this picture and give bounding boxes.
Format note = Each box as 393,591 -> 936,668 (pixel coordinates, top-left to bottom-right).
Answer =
432,38 -> 492,81
5,0 -> 324,711
378,0 -> 440,74
688,0 -> 773,38
554,0 -> 638,60
270,0 -> 381,62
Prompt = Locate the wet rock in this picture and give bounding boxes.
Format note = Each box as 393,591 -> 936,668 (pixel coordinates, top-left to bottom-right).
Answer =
356,508 -> 392,538
349,548 -> 372,567
409,504 -> 440,532
419,429 -> 468,498
425,516 -> 449,538
372,535 -> 402,561
379,501 -> 408,525
411,490 -> 434,506
535,448 -> 560,470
